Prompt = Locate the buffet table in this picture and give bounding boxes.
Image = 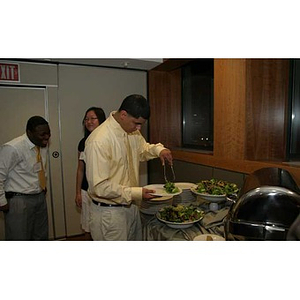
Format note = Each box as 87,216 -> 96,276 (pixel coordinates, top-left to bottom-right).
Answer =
140,205 -> 230,241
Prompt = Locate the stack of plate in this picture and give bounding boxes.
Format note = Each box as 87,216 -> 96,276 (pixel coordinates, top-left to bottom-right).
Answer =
172,182 -> 197,205
190,186 -> 227,211
140,195 -> 173,215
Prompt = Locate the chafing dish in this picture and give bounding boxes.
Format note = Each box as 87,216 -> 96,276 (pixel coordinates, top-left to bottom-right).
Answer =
224,167 -> 300,241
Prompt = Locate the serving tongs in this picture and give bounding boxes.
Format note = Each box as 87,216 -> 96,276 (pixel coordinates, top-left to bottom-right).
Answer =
163,162 -> 176,183
226,193 -> 238,204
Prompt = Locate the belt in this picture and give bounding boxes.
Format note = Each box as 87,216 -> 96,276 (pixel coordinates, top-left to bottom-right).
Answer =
5,191 -> 44,199
92,199 -> 129,207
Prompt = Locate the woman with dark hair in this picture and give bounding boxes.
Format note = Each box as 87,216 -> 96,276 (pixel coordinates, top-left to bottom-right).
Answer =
75,107 -> 106,239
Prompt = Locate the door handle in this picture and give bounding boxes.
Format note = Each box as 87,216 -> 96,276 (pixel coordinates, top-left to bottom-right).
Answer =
52,151 -> 60,158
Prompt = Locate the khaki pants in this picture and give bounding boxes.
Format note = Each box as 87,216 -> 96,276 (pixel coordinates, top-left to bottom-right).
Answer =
90,202 -> 142,241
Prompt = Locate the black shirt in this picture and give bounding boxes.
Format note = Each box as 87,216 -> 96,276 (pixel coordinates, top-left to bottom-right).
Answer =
78,137 -> 88,191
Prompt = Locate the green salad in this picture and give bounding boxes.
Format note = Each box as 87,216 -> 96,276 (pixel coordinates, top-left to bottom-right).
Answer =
196,178 -> 239,196
164,181 -> 180,194
158,204 -> 204,223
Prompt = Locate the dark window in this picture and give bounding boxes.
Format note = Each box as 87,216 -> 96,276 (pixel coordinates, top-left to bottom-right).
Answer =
182,59 -> 214,150
287,59 -> 300,160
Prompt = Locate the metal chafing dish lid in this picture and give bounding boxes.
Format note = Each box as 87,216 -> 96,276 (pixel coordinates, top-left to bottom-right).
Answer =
225,168 -> 300,240
239,167 -> 300,197
229,186 -> 300,227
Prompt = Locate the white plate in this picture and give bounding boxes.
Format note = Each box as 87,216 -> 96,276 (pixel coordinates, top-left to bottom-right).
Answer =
175,182 -> 198,190
190,187 -> 226,203
146,195 -> 174,202
193,234 -> 225,241
144,184 -> 183,197
156,211 -> 203,229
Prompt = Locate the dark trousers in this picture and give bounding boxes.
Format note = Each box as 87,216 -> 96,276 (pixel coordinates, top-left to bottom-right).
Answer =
4,192 -> 49,241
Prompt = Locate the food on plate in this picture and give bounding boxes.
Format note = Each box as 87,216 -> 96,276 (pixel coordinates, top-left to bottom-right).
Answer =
164,181 -> 180,194
196,178 -> 239,196
158,204 -> 204,223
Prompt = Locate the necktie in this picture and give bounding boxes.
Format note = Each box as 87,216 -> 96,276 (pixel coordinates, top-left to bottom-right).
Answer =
36,146 -> 46,190
125,134 -> 137,187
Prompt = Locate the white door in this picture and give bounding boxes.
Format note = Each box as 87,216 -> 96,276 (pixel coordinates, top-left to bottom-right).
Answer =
0,85 -> 66,240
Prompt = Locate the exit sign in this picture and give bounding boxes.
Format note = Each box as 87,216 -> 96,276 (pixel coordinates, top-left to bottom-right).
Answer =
0,63 -> 20,82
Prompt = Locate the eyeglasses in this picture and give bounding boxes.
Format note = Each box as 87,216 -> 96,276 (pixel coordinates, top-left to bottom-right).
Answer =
84,117 -> 98,122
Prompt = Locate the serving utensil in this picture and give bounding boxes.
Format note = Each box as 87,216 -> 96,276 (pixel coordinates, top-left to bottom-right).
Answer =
163,163 -> 176,183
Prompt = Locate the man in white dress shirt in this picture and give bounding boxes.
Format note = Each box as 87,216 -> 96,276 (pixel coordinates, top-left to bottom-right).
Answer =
0,116 -> 51,240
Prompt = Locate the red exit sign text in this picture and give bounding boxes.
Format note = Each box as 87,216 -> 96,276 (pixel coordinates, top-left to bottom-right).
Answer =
0,63 -> 20,82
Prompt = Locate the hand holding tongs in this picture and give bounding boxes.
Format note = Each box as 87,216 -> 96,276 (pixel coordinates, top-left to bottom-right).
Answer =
163,162 -> 176,183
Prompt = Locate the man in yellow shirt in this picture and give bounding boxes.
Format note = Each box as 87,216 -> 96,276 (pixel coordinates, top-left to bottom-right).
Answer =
85,94 -> 172,240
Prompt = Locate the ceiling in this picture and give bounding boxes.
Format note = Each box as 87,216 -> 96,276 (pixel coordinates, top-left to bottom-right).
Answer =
39,58 -> 164,71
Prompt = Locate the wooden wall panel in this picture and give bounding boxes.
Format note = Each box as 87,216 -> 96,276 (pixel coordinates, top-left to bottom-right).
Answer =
214,59 -> 247,159
246,59 -> 289,161
148,69 -> 181,148
148,59 -> 297,185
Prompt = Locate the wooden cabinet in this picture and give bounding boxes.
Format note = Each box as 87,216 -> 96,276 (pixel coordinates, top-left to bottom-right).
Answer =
148,58 -> 300,184
214,59 -> 247,160
148,62 -> 182,148
245,59 -> 289,161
